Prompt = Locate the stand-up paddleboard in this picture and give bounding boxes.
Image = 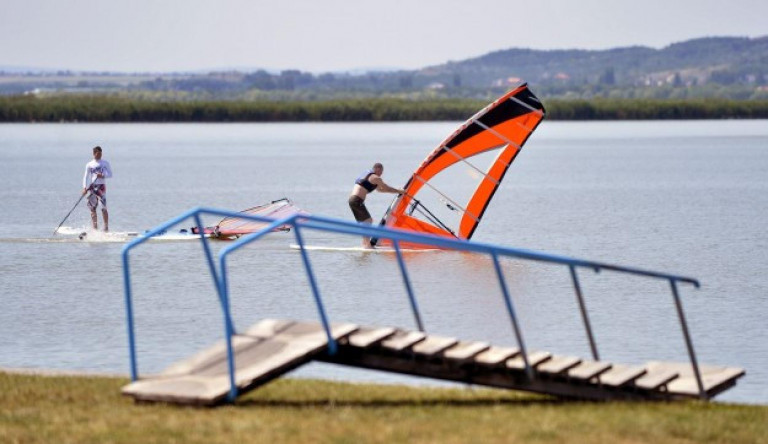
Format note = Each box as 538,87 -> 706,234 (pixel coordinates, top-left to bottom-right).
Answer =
289,244 -> 439,253
58,198 -> 305,243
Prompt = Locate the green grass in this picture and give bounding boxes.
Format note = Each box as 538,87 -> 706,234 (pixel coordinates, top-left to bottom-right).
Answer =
1,371 -> 765,443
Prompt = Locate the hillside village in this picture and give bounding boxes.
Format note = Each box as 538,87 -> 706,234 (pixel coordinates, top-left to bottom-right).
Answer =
2,36 -> 767,100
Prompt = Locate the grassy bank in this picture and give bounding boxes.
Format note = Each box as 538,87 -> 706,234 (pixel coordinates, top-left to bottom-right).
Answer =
1,371 -> 765,443
2,95 -> 768,122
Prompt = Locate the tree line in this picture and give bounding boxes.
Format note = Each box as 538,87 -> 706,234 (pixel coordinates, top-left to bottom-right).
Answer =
2,95 -> 768,122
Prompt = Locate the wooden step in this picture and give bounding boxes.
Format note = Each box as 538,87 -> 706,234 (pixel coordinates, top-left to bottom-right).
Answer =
506,351 -> 552,370
567,361 -> 613,381
443,341 -> 490,362
412,335 -> 458,357
537,355 -> 582,375
473,346 -> 519,366
634,368 -> 679,391
346,327 -> 396,348
644,362 -> 746,397
599,364 -> 646,387
380,330 -> 427,352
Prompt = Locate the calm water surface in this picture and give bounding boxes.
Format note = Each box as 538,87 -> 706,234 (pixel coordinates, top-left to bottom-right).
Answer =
0,121 -> 766,404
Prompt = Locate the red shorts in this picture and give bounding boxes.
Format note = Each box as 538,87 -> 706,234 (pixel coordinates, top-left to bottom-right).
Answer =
87,184 -> 107,211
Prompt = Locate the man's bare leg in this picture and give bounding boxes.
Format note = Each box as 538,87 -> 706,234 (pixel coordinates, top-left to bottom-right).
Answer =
102,209 -> 109,232
361,218 -> 373,249
90,210 -> 98,230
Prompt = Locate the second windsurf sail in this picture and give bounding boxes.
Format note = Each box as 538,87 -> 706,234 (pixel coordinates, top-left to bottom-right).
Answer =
192,198 -> 307,239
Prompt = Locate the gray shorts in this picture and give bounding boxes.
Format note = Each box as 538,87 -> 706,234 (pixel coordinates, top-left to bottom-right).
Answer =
348,195 -> 371,222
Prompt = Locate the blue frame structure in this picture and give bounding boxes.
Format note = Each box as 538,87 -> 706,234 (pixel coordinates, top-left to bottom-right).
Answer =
122,207 -> 703,403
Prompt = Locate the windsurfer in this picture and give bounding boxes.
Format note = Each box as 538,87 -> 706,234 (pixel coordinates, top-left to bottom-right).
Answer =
82,146 -> 113,232
349,162 -> 405,248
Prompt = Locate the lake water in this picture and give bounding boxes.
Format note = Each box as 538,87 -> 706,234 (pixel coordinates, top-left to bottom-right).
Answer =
0,121 -> 766,404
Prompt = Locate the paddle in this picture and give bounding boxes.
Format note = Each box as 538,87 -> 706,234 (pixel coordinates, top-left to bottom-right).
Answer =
53,183 -> 93,235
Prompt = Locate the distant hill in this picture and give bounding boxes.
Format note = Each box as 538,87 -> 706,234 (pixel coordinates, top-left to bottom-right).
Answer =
415,36 -> 768,97
2,36 -> 767,100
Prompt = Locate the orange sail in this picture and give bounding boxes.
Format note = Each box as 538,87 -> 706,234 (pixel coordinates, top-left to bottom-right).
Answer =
377,84 -> 545,246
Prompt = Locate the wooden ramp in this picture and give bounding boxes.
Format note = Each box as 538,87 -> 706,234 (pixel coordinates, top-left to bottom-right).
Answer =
122,320 -> 357,405
122,319 -> 745,405
322,326 -> 745,401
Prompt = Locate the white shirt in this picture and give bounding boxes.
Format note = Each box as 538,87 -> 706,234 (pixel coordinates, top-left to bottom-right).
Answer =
83,159 -> 113,188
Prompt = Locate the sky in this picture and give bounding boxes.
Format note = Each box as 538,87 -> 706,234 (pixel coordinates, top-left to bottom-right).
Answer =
1,0 -> 766,73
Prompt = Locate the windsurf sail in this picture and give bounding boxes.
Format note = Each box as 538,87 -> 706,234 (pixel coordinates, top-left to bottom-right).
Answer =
192,198 -> 307,239
375,84 -> 545,246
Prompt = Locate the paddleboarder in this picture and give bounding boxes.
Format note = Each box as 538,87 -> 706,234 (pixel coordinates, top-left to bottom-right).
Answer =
82,146 -> 113,232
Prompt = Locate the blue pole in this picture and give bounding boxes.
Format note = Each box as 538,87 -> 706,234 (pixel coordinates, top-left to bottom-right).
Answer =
193,214 -> 230,332
292,225 -> 337,355
670,279 -> 706,399
217,257 -> 239,403
491,252 -> 533,379
392,240 -> 424,332
122,251 -> 138,381
570,265 -> 599,361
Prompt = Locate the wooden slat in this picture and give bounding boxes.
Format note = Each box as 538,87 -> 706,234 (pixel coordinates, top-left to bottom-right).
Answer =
568,361 -> 613,381
644,362 -> 746,396
634,368 -> 679,391
122,321 -> 358,405
537,355 -> 582,375
380,330 -> 427,352
443,341 -> 490,362
412,335 -> 458,357
599,364 -> 646,387
473,346 -> 519,366
506,351 -> 551,370
346,327 -> 396,348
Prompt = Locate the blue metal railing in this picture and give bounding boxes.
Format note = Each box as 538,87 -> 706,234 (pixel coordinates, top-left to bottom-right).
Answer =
122,207 -> 705,403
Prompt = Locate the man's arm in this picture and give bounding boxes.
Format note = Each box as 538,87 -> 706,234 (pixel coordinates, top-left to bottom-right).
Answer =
101,161 -> 113,179
370,176 -> 405,195
83,164 -> 92,190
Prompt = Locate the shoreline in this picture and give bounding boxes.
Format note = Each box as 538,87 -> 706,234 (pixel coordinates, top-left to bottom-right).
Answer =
0,366 -> 127,378
3,96 -> 768,122
2,366 -> 764,406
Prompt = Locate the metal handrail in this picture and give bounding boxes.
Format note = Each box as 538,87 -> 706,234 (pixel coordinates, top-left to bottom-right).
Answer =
122,207 -> 705,403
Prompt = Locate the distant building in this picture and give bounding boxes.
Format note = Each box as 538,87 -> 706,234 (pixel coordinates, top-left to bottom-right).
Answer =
491,76 -> 522,87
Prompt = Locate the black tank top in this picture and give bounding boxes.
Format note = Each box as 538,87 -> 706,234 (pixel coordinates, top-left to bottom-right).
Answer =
355,170 -> 378,192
